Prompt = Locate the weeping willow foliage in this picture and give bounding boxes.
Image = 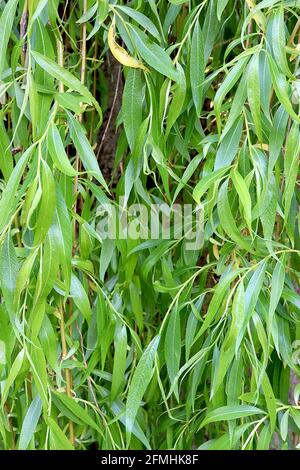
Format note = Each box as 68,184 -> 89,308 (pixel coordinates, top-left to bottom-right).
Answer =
0,0 -> 300,451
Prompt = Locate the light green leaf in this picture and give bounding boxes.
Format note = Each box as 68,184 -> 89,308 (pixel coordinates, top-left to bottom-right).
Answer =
128,25 -> 178,82
190,19 -> 205,117
66,111 -> 109,191
0,0 -> 19,79
193,166 -> 229,204
70,274 -> 92,324
48,417 -> 74,450
31,51 -> 102,118
126,336 -> 160,442
231,168 -> 252,232
247,53 -> 262,142
111,323 -> 127,401
214,117 -> 243,170
0,231 -> 18,315
47,123 -> 77,177
52,391 -> 101,433
200,405 -> 265,429
18,396 -> 42,450
165,307 -> 181,399
123,69 -> 143,150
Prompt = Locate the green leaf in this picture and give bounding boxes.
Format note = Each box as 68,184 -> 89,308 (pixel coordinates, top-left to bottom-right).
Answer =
70,274 -> 92,324
48,417 -> 74,450
261,372 -> 277,434
0,147 -> 32,235
268,53 -> 300,124
237,261 -> 267,349
283,122 -> 300,218
168,0 -> 187,4
39,315 -> 57,369
214,56 -> 248,133
214,117 -> 243,170
217,179 -> 251,251
224,281 -> 245,352
114,6 -> 160,40
128,25 -> 178,82
18,396 -> 42,450
111,323 -> 127,401
0,231 -> 18,315
196,268 -> 241,340
33,159 -> 56,246
217,0 -> 230,20
165,307 -> 181,399
193,166 -> 229,204
200,405 -> 265,429
270,7 -> 292,78
76,1 -> 99,24
66,111 -> 109,191
126,336 -> 160,442
55,92 -> 86,114
190,19 -> 205,117
47,123 -> 77,177
166,63 -> 186,135
268,105 -> 288,176
247,53 -> 262,142
0,0 -> 19,79
31,51 -> 102,119
280,410 -> 289,442
28,343 -> 49,409
231,168 -> 252,232
123,69 -> 143,150
54,189 -> 72,293
52,391 -> 101,433
268,255 -> 285,329
1,349 -> 25,407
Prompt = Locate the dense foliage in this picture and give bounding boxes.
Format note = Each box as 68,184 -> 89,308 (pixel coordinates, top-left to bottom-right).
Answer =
0,0 -> 300,450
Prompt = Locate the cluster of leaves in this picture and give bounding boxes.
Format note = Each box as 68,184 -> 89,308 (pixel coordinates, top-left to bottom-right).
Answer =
0,0 -> 300,450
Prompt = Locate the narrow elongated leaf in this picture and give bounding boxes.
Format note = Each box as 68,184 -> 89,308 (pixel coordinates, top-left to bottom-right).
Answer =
0,147 -> 32,234
0,232 -> 18,314
231,168 -> 252,231
31,51 -> 102,117
217,179 -> 251,251
193,167 -> 229,203
47,123 -> 77,177
268,54 -> 300,123
247,53 -> 262,142
128,25 -> 178,82
190,20 -> 205,117
66,111 -> 109,191
48,417 -> 74,450
111,323 -> 127,400
18,396 -> 42,450
165,307 -> 181,398
126,336 -> 160,440
200,405 -> 265,428
52,392 -> 101,433
123,69 -> 143,150
214,117 -> 243,170
0,0 -> 19,79
214,57 -> 248,133
70,274 -> 91,324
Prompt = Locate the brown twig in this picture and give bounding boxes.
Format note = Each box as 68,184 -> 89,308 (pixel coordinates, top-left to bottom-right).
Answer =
96,65 -> 122,160
20,0 -> 28,65
89,39 -> 99,143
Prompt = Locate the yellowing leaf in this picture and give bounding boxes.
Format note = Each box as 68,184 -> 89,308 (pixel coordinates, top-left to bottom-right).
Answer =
108,21 -> 148,72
